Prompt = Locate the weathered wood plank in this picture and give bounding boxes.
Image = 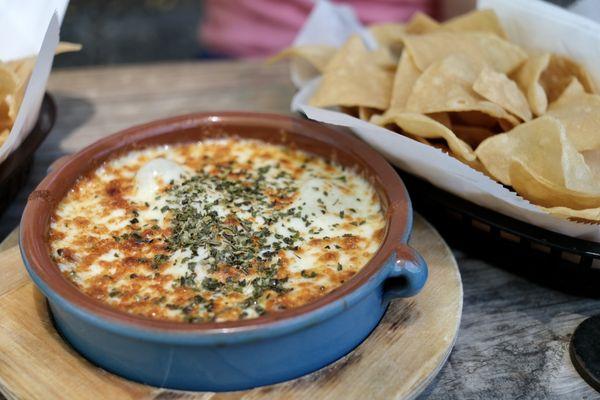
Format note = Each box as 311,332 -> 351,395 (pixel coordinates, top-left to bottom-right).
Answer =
0,215 -> 461,400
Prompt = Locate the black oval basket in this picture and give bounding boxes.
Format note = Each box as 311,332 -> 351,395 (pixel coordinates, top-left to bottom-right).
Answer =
399,171 -> 600,296
0,94 -> 56,218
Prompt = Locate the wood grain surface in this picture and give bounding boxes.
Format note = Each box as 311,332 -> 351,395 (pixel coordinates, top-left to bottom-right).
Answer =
0,60 -> 598,399
0,215 -> 461,400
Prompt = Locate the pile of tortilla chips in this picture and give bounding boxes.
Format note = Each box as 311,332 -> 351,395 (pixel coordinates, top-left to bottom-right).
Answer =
0,42 -> 81,148
273,9 -> 600,223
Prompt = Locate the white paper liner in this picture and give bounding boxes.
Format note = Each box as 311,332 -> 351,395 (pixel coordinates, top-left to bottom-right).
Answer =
0,0 -> 69,163
289,0 -> 600,241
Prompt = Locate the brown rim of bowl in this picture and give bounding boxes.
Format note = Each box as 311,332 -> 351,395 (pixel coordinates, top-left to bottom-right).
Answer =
21,111 -> 410,332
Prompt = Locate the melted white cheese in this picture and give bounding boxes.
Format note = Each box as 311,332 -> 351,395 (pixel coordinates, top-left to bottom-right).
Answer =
49,138 -> 386,323
133,158 -> 189,203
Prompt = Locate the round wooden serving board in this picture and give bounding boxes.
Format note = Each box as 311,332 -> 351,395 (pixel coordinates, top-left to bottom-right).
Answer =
0,214 -> 462,400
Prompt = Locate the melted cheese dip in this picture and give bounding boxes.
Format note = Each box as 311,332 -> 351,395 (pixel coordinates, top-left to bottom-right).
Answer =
49,139 -> 385,323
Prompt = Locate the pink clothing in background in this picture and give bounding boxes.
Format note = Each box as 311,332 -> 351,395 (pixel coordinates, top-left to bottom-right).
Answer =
199,0 -> 437,58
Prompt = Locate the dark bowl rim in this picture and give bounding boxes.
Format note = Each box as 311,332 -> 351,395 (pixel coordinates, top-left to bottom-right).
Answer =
20,111 -> 411,333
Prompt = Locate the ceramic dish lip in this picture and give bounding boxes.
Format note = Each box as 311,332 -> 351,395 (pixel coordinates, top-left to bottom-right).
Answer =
20,111 -> 412,338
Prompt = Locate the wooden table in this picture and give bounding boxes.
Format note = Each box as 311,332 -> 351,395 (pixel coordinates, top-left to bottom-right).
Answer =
0,60 -> 598,399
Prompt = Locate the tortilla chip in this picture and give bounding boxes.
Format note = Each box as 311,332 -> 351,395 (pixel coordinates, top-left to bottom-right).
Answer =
404,132 -> 432,146
3,58 -> 35,122
0,96 -> 9,117
383,50 -> 420,112
537,205 -> 600,223
515,53 -> 596,117
0,64 -> 18,99
269,45 -> 336,72
373,112 -> 476,161
0,64 -> 19,129
5,57 -> 35,81
56,41 -> 83,55
429,140 -> 453,155
338,106 -> 358,118
473,66 -> 532,121
513,53 -> 551,116
0,128 -> 8,147
510,160 -> 600,209
428,112 -> 452,129
358,107 -> 379,121
0,110 -> 9,134
546,92 -> 600,151
476,116 -> 596,190
451,111 -> 498,129
369,23 -> 405,53
442,9 -> 507,38
582,149 -> 600,181
498,118 -> 515,133
404,31 -> 526,74
309,36 -> 394,110
0,43 -> 81,136
405,12 -> 440,34
405,54 -> 519,126
541,54 -> 597,103
372,48 -> 399,71
452,124 -> 494,148
555,77 -> 586,102
6,41 -> 80,78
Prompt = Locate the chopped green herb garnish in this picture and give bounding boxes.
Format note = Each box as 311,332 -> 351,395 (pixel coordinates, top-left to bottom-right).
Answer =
301,270 -> 318,278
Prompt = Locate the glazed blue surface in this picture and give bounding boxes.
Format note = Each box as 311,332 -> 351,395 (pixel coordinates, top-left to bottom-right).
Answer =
21,206 -> 428,391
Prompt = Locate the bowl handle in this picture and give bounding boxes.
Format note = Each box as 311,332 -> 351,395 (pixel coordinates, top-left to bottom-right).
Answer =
383,244 -> 428,303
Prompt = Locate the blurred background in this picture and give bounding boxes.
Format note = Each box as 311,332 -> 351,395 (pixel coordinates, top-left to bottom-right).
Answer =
55,0 -> 581,69
55,0 -> 202,67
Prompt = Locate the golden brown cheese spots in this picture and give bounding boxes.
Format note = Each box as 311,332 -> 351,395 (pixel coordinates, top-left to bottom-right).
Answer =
49,138 -> 385,323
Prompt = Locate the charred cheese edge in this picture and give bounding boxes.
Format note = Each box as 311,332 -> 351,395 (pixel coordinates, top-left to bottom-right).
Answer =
49,139 -> 386,323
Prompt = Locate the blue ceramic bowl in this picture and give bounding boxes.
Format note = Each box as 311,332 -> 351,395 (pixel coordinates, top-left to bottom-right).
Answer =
20,112 -> 427,391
